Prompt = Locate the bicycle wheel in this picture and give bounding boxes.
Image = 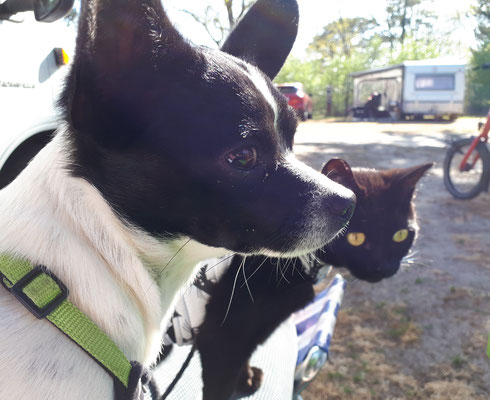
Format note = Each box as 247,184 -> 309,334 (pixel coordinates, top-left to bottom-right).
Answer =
443,138 -> 490,199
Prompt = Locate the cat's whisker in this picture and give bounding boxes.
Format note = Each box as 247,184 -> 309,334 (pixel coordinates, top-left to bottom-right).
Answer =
403,259 -> 431,268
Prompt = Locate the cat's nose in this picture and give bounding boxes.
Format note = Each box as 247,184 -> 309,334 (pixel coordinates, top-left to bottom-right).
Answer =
327,192 -> 356,223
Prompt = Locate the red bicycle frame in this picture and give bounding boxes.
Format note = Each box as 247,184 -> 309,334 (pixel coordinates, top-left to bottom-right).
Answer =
459,109 -> 490,171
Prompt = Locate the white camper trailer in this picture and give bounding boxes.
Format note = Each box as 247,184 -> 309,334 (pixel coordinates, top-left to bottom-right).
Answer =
350,59 -> 466,120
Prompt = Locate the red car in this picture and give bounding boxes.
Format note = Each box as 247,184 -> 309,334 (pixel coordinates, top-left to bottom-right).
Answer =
277,83 -> 313,121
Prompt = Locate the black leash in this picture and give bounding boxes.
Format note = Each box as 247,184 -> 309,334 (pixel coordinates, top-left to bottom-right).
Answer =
160,344 -> 197,399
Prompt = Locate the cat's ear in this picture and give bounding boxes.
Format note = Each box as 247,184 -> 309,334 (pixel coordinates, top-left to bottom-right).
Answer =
321,159 -> 358,191
220,0 -> 299,79
395,163 -> 434,197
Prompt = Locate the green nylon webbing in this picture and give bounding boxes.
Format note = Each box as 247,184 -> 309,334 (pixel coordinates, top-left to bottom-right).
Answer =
487,332 -> 490,359
0,254 -> 132,388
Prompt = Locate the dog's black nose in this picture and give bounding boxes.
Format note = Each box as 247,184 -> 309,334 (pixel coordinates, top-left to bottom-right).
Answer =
328,194 -> 356,222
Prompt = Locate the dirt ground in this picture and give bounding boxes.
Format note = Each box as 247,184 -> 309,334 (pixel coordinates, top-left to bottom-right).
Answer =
293,118 -> 490,400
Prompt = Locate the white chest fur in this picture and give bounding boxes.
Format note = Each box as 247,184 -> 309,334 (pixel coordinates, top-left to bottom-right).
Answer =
0,131 -> 226,399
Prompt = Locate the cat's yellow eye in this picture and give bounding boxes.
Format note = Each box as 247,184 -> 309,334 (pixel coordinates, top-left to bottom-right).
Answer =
393,229 -> 409,243
347,232 -> 365,247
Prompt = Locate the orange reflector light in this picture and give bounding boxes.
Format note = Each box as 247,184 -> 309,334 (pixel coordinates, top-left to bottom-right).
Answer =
61,49 -> 70,65
53,48 -> 70,66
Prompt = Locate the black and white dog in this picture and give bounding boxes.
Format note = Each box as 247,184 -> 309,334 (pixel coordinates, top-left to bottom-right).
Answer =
0,0 -> 354,398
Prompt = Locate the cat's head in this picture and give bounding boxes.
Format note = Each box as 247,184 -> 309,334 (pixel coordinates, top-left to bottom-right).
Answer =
317,159 -> 433,283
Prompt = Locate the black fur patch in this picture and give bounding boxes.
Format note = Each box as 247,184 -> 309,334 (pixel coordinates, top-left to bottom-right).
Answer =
59,0 -> 353,254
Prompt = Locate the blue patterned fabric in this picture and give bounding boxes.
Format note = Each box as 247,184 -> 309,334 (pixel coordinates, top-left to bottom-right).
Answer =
291,275 -> 346,365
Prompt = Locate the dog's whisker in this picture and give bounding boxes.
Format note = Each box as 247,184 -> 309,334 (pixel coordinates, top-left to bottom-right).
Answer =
241,256 -> 254,303
277,258 -> 291,286
143,237 -> 193,297
161,238 -> 192,273
179,253 -> 237,299
240,256 -> 268,288
203,253 -> 236,274
293,263 -> 305,280
220,260 -> 242,327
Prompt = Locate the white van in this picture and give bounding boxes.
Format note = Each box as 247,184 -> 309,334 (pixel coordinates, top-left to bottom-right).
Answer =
0,0 -> 74,188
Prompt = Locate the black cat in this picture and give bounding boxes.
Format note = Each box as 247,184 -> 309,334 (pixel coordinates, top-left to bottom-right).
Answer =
319,159 -> 433,283
165,159 -> 432,400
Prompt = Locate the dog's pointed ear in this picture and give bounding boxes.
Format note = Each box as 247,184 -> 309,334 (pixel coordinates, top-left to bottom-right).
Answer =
221,0 -> 299,79
62,0 -> 194,144
321,159 -> 358,191
77,0 -> 192,70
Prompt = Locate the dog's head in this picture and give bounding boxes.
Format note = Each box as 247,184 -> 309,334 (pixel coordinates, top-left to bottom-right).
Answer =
60,0 -> 355,256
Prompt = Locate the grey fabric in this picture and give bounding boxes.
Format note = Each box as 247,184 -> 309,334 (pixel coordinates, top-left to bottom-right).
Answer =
149,319 -> 298,399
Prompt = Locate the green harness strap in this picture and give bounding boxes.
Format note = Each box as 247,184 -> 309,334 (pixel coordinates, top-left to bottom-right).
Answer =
0,254 -> 132,388
487,332 -> 490,359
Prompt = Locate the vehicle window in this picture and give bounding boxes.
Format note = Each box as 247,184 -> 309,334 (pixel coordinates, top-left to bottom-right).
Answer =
278,86 -> 298,94
414,74 -> 455,90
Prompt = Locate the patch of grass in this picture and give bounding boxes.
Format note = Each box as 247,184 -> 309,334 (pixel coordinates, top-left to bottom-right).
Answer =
450,285 -> 456,293
327,371 -> 345,381
387,326 -> 407,339
353,372 -> 364,383
343,385 -> 353,394
451,355 -> 465,369
415,277 -> 423,284
375,301 -> 386,309
393,305 -> 408,315
401,287 -> 410,294
386,321 -> 421,344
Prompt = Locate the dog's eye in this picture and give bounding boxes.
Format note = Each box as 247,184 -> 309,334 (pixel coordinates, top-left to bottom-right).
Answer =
225,147 -> 258,170
347,232 -> 365,247
393,229 -> 409,243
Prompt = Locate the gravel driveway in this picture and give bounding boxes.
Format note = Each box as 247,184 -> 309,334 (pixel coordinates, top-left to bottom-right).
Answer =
294,118 -> 490,400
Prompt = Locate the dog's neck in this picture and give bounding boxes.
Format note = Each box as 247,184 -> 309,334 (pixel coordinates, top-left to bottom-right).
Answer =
0,130 -> 226,365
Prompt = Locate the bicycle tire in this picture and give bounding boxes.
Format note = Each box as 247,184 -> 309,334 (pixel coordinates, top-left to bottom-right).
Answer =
443,138 -> 490,199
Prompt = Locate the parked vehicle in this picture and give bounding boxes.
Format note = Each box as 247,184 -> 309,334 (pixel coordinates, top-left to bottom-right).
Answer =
0,0 -> 73,189
350,59 -> 466,120
277,82 -> 313,121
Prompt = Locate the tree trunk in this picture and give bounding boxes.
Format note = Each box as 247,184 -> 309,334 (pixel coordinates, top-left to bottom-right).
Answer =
400,0 -> 409,47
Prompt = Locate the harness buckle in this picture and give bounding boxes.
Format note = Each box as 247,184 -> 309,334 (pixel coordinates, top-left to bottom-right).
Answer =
7,266 -> 69,319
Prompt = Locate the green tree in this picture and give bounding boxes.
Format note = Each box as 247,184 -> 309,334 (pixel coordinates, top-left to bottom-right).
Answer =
473,0 -> 490,43
382,0 -> 436,54
308,17 -> 378,59
467,0 -> 490,114
280,17 -> 382,117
